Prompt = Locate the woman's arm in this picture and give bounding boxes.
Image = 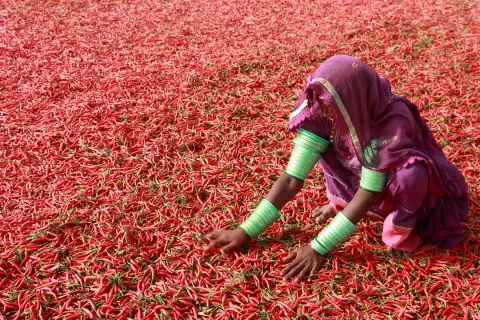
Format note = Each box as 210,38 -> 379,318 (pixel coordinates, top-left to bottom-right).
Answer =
283,166 -> 388,282
266,173 -> 304,211
341,187 -> 379,224
282,187 -> 380,282
204,173 -> 304,253
205,129 -> 329,253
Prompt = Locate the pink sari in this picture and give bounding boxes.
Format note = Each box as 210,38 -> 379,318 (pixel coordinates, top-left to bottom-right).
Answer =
289,55 -> 468,251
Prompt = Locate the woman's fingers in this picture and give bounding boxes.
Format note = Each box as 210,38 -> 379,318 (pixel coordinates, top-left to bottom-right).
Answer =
204,240 -> 220,251
281,258 -> 299,277
204,235 -> 228,251
316,211 -> 336,223
282,247 -> 326,282
283,250 -> 297,262
204,230 -> 222,240
282,251 -> 300,277
220,240 -> 239,254
310,260 -> 322,278
284,262 -> 305,279
315,214 -> 327,223
296,265 -> 311,282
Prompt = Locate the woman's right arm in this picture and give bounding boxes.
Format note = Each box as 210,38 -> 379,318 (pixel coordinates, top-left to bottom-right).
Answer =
204,128 -> 329,253
204,173 -> 304,253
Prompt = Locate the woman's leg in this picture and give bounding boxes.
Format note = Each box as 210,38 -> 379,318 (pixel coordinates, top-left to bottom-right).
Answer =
382,161 -> 429,252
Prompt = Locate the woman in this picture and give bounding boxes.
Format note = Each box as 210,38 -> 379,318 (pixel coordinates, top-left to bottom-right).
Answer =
204,55 -> 469,282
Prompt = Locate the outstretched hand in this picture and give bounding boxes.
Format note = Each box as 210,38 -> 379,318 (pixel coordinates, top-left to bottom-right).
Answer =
282,246 -> 325,282
203,228 -> 251,253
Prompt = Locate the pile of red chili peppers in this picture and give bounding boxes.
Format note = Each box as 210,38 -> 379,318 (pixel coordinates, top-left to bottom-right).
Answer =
1,0 -> 479,318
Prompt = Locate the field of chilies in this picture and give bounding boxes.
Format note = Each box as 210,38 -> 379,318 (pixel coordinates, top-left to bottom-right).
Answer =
0,0 -> 479,318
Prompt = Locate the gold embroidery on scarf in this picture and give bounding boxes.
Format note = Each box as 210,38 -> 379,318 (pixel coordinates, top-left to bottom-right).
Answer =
382,136 -> 398,145
310,77 -> 370,165
388,95 -> 394,105
352,63 -> 359,68
289,99 -> 308,120
392,222 -> 414,230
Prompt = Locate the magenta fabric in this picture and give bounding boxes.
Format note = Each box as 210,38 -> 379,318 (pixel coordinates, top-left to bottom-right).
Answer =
289,55 -> 468,249
382,213 -> 421,253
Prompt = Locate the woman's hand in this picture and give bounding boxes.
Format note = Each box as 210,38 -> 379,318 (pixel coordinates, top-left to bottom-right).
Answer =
282,246 -> 326,282
203,228 -> 251,253
312,204 -> 336,223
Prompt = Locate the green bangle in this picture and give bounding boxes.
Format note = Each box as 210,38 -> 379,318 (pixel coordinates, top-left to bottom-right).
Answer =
285,129 -> 330,180
285,144 -> 322,180
239,199 -> 280,238
310,212 -> 358,255
310,238 -> 329,255
296,128 -> 330,153
360,167 -> 388,193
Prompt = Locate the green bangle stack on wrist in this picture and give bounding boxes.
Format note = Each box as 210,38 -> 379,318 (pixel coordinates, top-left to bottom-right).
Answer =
239,199 -> 280,238
310,212 -> 358,255
360,166 -> 388,193
285,128 -> 330,180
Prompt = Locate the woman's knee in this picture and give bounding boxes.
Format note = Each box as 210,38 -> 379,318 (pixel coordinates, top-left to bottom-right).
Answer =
395,160 -> 429,196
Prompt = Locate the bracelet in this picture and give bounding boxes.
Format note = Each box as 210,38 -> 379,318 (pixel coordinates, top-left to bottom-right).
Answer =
310,211 -> 358,255
360,166 -> 388,193
239,199 -> 280,238
285,128 -> 330,180
295,128 -> 330,153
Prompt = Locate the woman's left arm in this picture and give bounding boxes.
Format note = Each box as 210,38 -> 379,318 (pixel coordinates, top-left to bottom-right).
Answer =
282,168 -> 387,282
341,187 -> 379,224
